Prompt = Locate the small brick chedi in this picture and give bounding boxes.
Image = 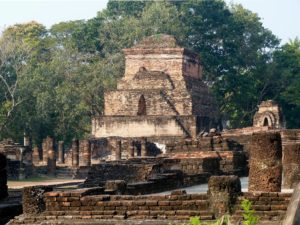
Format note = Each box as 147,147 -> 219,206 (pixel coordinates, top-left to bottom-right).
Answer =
92,35 -> 218,139
253,100 -> 284,129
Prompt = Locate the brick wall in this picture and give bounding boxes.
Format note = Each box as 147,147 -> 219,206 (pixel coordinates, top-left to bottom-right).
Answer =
232,192 -> 291,222
41,189 -> 291,222
44,189 -> 213,221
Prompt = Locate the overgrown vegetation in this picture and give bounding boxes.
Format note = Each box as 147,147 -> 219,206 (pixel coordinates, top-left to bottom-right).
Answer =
0,0 -> 299,145
168,199 -> 259,225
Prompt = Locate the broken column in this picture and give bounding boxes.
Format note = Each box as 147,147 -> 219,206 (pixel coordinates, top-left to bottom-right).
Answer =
23,134 -> 31,148
58,141 -> 65,164
81,139 -> 91,166
129,141 -> 135,159
32,146 -> 40,165
46,137 -> 56,176
141,139 -> 147,157
115,139 -> 122,160
42,139 -> 48,164
249,131 -> 282,192
281,130 -> 300,188
208,175 -> 241,218
72,139 -> 79,167
0,153 -> 8,200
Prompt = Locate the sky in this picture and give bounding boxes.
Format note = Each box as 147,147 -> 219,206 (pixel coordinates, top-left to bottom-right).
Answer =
0,0 -> 299,44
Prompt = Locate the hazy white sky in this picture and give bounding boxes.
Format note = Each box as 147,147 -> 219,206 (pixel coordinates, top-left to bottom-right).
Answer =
0,0 -> 299,44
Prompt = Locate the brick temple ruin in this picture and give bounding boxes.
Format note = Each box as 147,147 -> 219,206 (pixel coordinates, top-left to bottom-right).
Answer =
1,34 -> 300,225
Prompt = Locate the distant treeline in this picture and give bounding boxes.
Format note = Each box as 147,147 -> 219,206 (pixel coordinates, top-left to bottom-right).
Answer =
0,0 -> 299,145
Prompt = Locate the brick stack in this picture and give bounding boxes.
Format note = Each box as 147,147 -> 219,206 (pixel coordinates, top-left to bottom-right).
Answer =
249,132 -> 282,192
208,176 -> 241,217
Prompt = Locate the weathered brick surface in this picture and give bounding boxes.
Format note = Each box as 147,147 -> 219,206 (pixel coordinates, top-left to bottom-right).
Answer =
22,186 -> 53,214
249,132 -> 282,192
208,176 -> 241,217
43,189 -> 212,221
8,189 -> 292,225
281,129 -> 300,188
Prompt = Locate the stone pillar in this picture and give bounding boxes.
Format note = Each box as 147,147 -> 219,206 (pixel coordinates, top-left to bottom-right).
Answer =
141,139 -> 147,157
115,140 -> 121,160
24,134 -> 30,147
58,141 -> 65,164
208,175 -> 241,218
72,139 -> 79,167
32,146 -> 40,165
22,186 -> 53,214
249,132 -> 282,192
129,141 -> 135,159
0,153 -> 8,200
46,137 -> 56,175
42,139 -> 48,164
81,139 -> 91,166
282,130 -> 300,188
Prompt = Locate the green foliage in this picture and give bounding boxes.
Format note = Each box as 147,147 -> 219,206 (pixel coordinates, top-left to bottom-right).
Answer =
168,199 -> 259,225
0,0 -> 299,145
272,38 -> 300,128
241,199 -> 259,225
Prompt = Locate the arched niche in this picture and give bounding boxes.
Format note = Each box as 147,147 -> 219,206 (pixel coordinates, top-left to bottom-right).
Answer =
137,95 -> 146,116
263,117 -> 270,126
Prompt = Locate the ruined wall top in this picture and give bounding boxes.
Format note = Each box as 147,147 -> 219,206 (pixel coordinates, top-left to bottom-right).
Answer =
133,34 -> 180,49
123,34 -> 202,80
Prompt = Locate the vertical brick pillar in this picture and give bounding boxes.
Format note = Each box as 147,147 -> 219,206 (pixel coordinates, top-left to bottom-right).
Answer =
249,132 -> 282,192
32,146 -> 40,165
72,139 -> 79,167
281,130 -> 300,188
81,139 -> 91,166
115,140 -> 122,160
46,137 -> 56,176
129,141 -> 135,159
208,175 -> 241,218
42,139 -> 48,164
0,153 -> 8,200
58,141 -> 65,164
141,139 -> 147,157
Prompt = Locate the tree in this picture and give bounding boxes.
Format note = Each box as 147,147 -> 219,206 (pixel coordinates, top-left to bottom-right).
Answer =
272,38 -> 300,128
0,32 -> 31,134
176,0 -> 279,127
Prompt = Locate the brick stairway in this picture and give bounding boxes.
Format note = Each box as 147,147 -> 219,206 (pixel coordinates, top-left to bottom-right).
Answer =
231,192 -> 291,222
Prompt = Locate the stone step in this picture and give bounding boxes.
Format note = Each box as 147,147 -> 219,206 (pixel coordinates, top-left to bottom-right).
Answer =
12,218 -> 217,225
40,210 -> 214,219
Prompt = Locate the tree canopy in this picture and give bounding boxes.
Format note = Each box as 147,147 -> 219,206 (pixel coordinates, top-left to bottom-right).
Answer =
0,0 -> 299,145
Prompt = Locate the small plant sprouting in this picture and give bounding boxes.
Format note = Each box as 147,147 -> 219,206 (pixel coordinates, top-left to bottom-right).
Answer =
168,199 -> 259,225
241,199 -> 259,225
